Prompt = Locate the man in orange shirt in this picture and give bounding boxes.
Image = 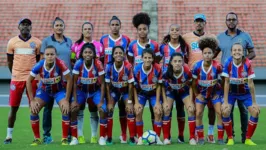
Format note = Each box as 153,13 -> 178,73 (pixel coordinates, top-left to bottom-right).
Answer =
183,14 -> 216,143
4,18 -> 41,144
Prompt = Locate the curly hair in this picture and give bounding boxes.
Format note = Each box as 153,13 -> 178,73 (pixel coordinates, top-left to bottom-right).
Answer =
198,36 -> 218,52
132,12 -> 151,28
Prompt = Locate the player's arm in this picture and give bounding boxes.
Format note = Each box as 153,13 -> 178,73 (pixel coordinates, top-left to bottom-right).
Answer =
156,83 -> 161,104
106,82 -> 112,105
213,46 -> 221,59
223,77 -> 230,104
72,74 -> 79,103
26,75 -> 35,102
7,54 -> 14,73
99,74 -> 105,105
191,78 -> 199,97
248,78 -> 256,104
161,85 -> 167,104
64,72 -> 72,101
247,48 -> 256,60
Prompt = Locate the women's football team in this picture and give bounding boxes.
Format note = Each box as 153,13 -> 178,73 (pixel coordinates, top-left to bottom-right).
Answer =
27,12 -> 260,146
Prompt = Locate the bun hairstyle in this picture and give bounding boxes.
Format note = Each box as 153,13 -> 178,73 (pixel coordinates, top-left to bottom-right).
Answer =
198,36 -> 218,52
79,43 -> 96,59
132,12 -> 151,28
52,17 -> 65,28
109,16 -> 121,25
142,44 -> 155,61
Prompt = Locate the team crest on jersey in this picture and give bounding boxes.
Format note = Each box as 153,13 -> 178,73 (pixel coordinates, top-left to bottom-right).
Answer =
54,72 -> 58,76
30,42 -> 36,49
166,91 -> 170,95
10,84 -> 16,91
92,70 -> 96,75
111,92 -> 116,98
122,75 -> 128,81
241,71 -> 247,77
181,77 -> 186,82
152,77 -> 157,83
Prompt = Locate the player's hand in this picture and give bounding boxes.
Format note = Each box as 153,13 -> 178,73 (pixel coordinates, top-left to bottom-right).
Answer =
60,99 -> 70,115
107,103 -> 114,113
126,103 -> 134,114
97,101 -> 106,112
134,103 -> 143,114
71,101 -> 79,112
221,103 -> 230,116
30,100 -> 40,114
154,102 -> 162,114
163,102 -> 170,113
251,103 -> 260,114
187,103 -> 195,113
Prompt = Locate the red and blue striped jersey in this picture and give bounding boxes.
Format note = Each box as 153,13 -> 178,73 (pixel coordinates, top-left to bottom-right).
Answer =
30,58 -> 70,94
134,63 -> 162,95
221,56 -> 255,95
163,64 -> 192,93
105,61 -> 134,93
72,59 -> 105,93
100,34 -> 130,66
128,39 -> 160,66
160,42 -> 189,72
192,60 -> 222,99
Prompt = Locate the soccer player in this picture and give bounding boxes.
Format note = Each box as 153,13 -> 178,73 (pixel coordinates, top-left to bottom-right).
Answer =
26,45 -> 72,146
128,12 -> 160,66
105,46 -> 136,145
4,18 -> 41,144
70,43 -> 107,146
40,17 -> 72,144
71,21 -> 104,144
221,43 -> 259,146
191,37 -> 225,145
214,12 -> 256,143
100,16 -> 131,143
160,24 -> 189,143
133,45 -> 163,145
161,52 -> 196,145
183,14 -> 216,143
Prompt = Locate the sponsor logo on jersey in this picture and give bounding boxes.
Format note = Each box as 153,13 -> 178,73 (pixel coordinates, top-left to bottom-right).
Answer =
111,81 -> 128,88
229,78 -> 248,85
140,84 -> 156,91
42,76 -> 61,84
198,79 -> 217,87
105,47 -> 112,55
30,42 -> 36,49
80,77 -> 98,84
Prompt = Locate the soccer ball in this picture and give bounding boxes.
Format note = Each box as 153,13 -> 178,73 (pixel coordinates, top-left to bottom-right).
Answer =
142,130 -> 157,145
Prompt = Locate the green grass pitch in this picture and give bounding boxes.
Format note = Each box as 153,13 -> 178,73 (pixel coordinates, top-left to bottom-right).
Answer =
0,107 -> 265,150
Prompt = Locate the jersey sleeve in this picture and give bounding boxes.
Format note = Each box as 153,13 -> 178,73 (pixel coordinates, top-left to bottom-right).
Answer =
191,63 -> 199,79
6,39 -> 14,54
128,42 -> 134,57
30,61 -> 42,77
58,59 -> 70,75
159,44 -> 164,57
95,59 -> 105,76
105,64 -> 111,83
154,42 -> 160,56
221,60 -> 230,78
127,64 -> 134,83
157,64 -> 163,83
72,59 -> 82,75
247,59 -> 255,79
217,63 -> 223,76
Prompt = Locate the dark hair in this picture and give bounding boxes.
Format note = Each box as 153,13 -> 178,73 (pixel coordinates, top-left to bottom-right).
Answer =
75,22 -> 94,44
142,44 -> 155,63
226,12 -> 238,20
165,52 -> 184,80
132,12 -> 151,28
109,16 -> 121,25
198,36 -> 218,53
45,45 -> 57,54
231,42 -> 246,62
79,43 -> 96,59
52,17 -> 65,27
111,46 -> 124,63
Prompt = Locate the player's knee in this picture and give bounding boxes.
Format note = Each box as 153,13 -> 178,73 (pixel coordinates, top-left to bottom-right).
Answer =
154,109 -> 162,117
163,109 -> 171,117
251,110 -> 259,118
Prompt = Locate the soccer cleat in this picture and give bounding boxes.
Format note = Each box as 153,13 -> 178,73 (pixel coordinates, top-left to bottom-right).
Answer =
189,138 -> 197,145
70,137 -> 79,145
217,139 -> 225,145
43,136 -> 53,144
241,136 -> 246,144
120,135 -> 127,144
98,136 -> 106,145
226,139 -> 234,145
207,135 -> 215,143
245,139 -> 257,146
106,138 -> 113,146
4,138 -> 12,144
197,139 -> 205,145
61,138 -> 68,145
90,136 -> 97,144
129,137 -> 136,146
78,136 -> 85,144
137,137 -> 143,145
156,136 -> 163,145
177,136 -> 185,143
163,139 -> 171,145
31,138 -> 42,146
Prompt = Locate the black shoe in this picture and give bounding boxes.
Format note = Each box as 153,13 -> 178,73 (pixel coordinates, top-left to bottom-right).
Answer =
177,136 -> 184,143
241,136 -> 246,144
4,138 -> 12,144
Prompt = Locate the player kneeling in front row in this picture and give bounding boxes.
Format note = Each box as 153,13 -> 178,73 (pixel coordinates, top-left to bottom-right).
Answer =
26,45 -> 72,146
221,43 -> 260,146
70,43 -> 107,146
133,45 -> 163,145
162,52 -> 196,145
